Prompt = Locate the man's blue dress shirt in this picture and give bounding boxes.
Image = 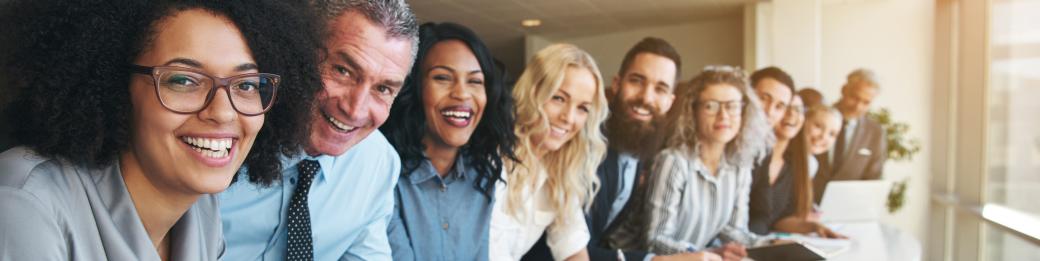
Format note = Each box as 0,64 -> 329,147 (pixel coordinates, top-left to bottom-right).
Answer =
220,131 -> 401,260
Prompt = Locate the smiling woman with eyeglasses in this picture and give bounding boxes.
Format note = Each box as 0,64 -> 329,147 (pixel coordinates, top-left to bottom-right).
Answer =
606,67 -> 774,260
0,0 -> 321,260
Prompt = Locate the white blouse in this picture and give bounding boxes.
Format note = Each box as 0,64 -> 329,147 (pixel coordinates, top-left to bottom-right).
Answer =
489,168 -> 589,260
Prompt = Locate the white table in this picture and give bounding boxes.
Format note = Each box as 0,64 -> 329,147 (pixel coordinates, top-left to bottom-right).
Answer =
825,222 -> 921,261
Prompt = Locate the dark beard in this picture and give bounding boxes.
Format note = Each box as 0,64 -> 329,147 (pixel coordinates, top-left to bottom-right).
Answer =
605,98 -> 661,157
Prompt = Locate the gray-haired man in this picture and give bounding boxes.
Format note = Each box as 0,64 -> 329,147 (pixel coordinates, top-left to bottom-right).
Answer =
220,0 -> 419,260
813,68 -> 887,202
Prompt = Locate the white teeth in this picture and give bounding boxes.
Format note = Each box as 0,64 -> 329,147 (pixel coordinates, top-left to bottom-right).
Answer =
441,110 -> 471,119
327,115 -> 357,131
633,106 -> 651,115
181,136 -> 233,156
551,126 -> 568,135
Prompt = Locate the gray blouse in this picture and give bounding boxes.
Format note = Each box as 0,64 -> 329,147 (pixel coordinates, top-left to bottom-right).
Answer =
607,145 -> 766,255
0,147 -> 224,260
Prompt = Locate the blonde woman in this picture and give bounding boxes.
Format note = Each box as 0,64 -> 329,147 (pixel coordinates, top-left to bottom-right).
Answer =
608,67 -> 773,260
804,104 -> 844,201
488,44 -> 608,261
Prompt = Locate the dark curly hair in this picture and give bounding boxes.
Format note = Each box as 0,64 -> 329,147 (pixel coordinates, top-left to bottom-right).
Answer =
0,0 -> 323,186
380,22 -> 517,199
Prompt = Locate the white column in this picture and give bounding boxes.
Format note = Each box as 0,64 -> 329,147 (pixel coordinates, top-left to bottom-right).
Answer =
749,0 -> 823,87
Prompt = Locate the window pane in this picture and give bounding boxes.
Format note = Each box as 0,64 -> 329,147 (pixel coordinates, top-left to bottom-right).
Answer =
986,0 -> 1040,216
986,0 -> 1040,257
985,223 -> 1040,261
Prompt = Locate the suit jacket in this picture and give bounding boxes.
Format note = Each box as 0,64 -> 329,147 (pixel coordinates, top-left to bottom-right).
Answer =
813,115 -> 887,202
522,148 -> 650,261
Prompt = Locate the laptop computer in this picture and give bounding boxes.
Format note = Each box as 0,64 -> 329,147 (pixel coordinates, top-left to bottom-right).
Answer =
819,180 -> 892,223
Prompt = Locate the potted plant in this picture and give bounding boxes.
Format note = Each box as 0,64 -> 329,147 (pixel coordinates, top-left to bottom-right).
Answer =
868,108 -> 921,213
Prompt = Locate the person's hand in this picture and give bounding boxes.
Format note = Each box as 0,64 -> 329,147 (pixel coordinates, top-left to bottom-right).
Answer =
808,209 -> 822,222
651,251 -> 722,261
811,222 -> 848,239
709,242 -> 747,261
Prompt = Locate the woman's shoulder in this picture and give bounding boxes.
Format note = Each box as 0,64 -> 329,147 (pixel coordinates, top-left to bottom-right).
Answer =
0,147 -> 79,235
0,147 -> 75,190
0,147 -> 95,212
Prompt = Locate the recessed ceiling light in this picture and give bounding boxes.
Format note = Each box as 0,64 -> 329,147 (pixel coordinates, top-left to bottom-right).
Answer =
521,19 -> 541,27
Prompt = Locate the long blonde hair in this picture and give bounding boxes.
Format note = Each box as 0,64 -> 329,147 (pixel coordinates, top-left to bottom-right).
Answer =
506,43 -> 608,224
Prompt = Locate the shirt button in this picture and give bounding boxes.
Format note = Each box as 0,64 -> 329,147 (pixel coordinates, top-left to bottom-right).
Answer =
442,223 -> 449,230
290,178 -> 297,184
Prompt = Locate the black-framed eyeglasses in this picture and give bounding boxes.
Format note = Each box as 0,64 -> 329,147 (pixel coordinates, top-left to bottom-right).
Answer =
696,100 -> 746,116
130,65 -> 280,116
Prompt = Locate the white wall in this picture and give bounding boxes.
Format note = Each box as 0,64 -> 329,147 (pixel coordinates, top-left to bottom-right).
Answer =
768,0 -> 823,87
819,0 -> 935,246
525,16 -> 744,85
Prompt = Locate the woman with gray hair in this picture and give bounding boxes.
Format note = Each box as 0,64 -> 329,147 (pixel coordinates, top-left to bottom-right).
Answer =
607,66 -> 773,260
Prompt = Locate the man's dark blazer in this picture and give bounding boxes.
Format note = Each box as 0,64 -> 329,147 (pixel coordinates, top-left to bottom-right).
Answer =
813,115 -> 887,203
522,148 -> 651,261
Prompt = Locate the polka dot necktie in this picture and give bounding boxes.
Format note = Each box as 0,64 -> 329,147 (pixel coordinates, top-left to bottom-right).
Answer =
287,159 -> 319,261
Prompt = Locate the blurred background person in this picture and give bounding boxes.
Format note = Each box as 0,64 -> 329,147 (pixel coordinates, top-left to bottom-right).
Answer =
0,0 -> 321,259
750,94 -> 845,238
750,67 -> 795,129
804,104 -> 845,201
746,67 -> 842,238
489,43 -> 608,261
815,69 -> 887,202
797,87 -> 826,109
382,22 -> 517,261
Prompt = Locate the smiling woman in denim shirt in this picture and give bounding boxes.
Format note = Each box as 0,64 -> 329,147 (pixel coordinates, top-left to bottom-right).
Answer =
381,22 -> 517,261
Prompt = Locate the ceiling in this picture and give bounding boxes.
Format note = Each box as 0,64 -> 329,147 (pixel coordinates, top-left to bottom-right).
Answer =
410,0 -> 751,70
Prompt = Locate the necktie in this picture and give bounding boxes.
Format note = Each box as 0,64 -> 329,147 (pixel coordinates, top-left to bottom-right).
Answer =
833,120 -> 848,170
287,160 -> 319,261
618,159 -> 629,197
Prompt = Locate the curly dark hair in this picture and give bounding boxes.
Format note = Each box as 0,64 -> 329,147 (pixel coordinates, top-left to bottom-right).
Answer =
380,22 -> 517,199
0,0 -> 323,186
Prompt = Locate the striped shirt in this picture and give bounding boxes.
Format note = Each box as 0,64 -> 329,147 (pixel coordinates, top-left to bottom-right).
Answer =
607,145 -> 764,255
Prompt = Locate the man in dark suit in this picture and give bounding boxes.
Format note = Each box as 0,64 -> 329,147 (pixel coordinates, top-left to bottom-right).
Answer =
813,69 -> 888,202
524,38 -> 721,261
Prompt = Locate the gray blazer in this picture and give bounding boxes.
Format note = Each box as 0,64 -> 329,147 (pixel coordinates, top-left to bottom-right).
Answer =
813,116 -> 888,202
0,147 -> 225,260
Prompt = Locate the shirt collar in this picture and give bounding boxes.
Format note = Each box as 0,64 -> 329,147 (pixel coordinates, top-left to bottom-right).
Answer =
281,150 -> 337,182
690,152 -> 736,183
617,151 -> 639,164
847,118 -> 859,127
408,154 -> 469,184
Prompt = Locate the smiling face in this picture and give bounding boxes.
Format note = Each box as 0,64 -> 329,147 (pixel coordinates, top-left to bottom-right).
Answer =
696,84 -> 744,146
308,10 -> 414,156
420,40 -> 487,150
805,109 -> 842,155
836,82 -> 878,120
754,77 -> 793,128
126,9 -> 263,195
775,95 -> 805,141
534,66 -> 597,152
611,53 -> 677,124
